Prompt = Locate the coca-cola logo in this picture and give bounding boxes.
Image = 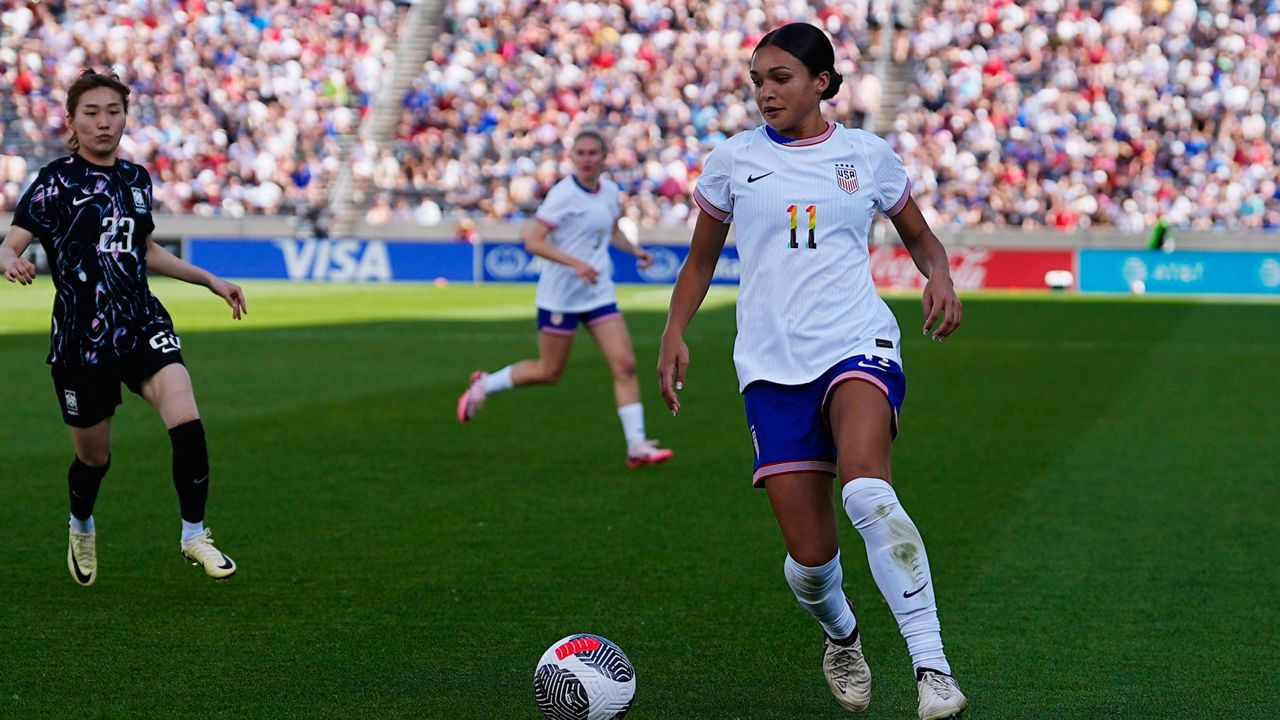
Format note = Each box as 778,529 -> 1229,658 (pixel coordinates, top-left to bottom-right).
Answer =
870,247 -> 990,290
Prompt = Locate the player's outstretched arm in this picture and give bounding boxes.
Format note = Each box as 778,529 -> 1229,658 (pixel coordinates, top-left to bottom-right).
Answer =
891,197 -> 961,340
145,236 -> 246,320
522,221 -> 599,285
1,226 -> 38,285
658,211 -> 730,415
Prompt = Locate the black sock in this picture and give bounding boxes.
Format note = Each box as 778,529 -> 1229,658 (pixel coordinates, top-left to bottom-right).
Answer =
68,456 -> 110,521
169,419 -> 209,523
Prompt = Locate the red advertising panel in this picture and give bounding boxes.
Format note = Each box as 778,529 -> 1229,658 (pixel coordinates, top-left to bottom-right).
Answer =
870,247 -> 1075,290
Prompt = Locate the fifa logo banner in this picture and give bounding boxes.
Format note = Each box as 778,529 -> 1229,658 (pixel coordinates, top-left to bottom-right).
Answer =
479,243 -> 741,285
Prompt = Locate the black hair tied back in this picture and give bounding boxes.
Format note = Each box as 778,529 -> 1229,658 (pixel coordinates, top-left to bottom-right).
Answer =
822,67 -> 843,100
755,23 -> 844,100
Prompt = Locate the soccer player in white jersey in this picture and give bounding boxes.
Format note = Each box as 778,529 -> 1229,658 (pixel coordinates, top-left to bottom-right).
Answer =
657,24 -> 967,719
458,128 -> 672,469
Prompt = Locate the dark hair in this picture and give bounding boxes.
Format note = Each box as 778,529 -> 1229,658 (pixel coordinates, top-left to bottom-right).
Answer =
65,68 -> 131,152
754,23 -> 844,100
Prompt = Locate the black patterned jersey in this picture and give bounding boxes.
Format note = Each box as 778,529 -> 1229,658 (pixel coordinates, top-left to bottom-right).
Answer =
12,154 -> 173,367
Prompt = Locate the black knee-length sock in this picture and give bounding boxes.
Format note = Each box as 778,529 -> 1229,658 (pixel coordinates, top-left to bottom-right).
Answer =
68,456 -> 110,521
169,420 -> 210,523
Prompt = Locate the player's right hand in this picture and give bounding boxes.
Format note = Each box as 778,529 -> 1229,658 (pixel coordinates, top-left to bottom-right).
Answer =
657,330 -> 689,416
575,262 -> 600,285
3,256 -> 37,285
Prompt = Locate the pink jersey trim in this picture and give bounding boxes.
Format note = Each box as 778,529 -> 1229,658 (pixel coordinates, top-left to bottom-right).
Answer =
885,179 -> 912,217
753,460 -> 837,487
822,371 -> 889,409
585,311 -> 622,327
822,371 -> 901,439
768,122 -> 837,148
535,216 -> 559,229
693,187 -> 730,222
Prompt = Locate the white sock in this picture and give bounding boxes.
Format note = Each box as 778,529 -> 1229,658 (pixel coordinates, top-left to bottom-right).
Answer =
784,552 -> 858,641
181,519 -> 205,543
69,514 -> 94,534
617,402 -> 646,448
481,365 -> 514,394
842,477 -> 951,675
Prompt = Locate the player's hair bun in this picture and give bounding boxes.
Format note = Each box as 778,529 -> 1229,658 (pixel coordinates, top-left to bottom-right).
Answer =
822,69 -> 843,100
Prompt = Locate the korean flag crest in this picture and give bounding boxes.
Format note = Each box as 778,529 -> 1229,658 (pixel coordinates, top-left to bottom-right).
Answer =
835,164 -> 859,194
132,187 -> 148,213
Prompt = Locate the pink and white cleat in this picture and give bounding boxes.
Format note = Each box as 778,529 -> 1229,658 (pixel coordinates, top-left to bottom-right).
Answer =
457,371 -> 488,423
626,439 -> 673,469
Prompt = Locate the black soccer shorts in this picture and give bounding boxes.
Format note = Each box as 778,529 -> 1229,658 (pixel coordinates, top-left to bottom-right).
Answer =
50,330 -> 186,427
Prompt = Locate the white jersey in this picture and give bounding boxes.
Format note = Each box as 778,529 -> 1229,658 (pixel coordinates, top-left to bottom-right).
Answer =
693,122 -> 912,391
533,176 -> 622,313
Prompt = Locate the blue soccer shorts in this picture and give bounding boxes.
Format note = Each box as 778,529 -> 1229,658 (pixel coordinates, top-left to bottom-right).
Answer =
536,303 -> 622,336
742,354 -> 906,488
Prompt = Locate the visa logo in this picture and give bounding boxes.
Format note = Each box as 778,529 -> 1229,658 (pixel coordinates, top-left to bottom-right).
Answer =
275,239 -> 392,281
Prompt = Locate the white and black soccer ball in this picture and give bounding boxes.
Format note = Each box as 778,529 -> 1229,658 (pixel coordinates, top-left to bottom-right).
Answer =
533,634 -> 635,720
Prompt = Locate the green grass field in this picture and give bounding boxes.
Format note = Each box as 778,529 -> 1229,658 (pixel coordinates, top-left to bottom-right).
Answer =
1,280 -> 1276,719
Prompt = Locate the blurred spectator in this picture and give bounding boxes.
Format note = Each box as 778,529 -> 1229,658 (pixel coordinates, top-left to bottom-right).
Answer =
0,0 -> 406,217
894,0 -> 1280,230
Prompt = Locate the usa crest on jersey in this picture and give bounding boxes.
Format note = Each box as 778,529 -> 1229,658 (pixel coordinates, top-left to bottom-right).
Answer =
132,187 -> 148,212
835,163 -> 859,194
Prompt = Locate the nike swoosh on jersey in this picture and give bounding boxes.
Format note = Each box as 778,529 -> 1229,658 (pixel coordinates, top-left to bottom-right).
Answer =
71,195 -> 96,206
747,172 -> 775,183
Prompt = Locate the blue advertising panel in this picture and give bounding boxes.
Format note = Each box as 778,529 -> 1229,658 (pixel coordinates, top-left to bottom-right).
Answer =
187,238 -> 475,281
1079,249 -> 1280,295
479,242 -> 742,285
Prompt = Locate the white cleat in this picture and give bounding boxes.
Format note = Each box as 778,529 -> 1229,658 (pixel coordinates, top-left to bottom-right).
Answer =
457,371 -> 488,423
626,439 -> 673,469
824,634 -> 871,712
67,525 -> 97,587
917,669 -> 967,719
181,528 -> 237,580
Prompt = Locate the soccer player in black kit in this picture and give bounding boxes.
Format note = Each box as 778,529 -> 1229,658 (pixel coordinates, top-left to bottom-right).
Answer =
0,69 -> 245,585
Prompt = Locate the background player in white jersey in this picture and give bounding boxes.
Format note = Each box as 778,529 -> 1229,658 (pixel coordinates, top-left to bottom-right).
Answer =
657,25 -> 967,719
458,129 -> 672,469
0,69 -> 245,585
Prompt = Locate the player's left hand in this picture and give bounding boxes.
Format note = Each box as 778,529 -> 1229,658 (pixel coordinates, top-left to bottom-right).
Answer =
922,273 -> 961,340
210,278 -> 247,320
636,249 -> 653,270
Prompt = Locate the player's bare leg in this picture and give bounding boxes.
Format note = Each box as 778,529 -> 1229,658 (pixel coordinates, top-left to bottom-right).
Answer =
767,472 -> 870,711
458,331 -> 574,423
588,317 -> 671,468
829,381 -> 966,718
66,419 -> 112,586
141,364 -> 235,579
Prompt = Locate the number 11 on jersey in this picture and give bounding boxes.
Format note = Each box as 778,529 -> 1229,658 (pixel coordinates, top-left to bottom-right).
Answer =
787,204 -> 817,249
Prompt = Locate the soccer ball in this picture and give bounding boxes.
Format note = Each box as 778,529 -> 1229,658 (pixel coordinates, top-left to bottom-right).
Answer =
533,634 -> 636,720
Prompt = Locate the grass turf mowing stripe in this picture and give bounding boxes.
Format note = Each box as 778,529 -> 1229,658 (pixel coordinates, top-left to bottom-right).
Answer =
0,282 -> 1275,718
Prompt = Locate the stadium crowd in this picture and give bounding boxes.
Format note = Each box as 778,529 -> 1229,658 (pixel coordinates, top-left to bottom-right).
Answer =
1,0 -> 1277,231
895,0 -> 1280,231
0,0 -> 404,218
382,0 -> 881,227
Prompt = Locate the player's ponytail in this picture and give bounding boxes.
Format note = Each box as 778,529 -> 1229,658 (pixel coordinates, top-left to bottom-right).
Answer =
755,23 -> 843,101
65,68 -> 131,153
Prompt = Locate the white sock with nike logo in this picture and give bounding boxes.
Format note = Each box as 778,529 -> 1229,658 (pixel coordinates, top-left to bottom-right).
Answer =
842,477 -> 950,675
